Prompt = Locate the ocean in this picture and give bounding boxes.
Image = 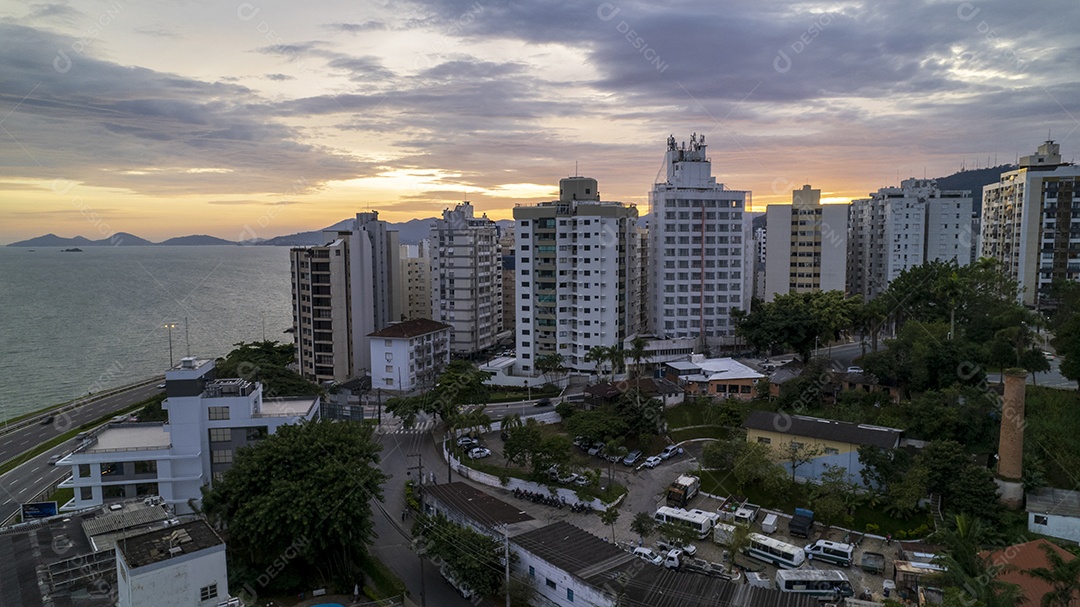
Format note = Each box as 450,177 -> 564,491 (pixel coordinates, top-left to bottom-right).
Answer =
0,245 -> 292,422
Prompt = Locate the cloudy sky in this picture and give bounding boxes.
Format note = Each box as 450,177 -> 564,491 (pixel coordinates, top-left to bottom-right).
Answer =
0,0 -> 1077,244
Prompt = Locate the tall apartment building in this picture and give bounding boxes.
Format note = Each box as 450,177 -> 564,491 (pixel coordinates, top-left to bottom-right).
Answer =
847,178 -> 973,301
430,202 -> 503,355
648,133 -> 751,353
399,241 -> 432,321
753,225 -> 767,299
499,231 -> 516,333
980,140 -> 1080,308
514,176 -> 640,376
290,212 -> 400,383
764,185 -> 849,301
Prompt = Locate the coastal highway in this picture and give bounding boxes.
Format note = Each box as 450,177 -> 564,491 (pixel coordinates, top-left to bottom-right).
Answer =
0,381 -> 163,466
0,446 -> 74,524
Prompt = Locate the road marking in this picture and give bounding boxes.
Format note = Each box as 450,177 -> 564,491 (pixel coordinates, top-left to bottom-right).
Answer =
34,476 -> 44,484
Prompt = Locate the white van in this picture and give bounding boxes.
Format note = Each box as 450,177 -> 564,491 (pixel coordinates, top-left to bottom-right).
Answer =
632,546 -> 664,566
803,539 -> 854,567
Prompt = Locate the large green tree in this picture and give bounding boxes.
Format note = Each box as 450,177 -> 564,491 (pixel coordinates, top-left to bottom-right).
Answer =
215,340 -> 322,396
385,360 -> 491,427
734,290 -> 858,362
201,420 -> 386,589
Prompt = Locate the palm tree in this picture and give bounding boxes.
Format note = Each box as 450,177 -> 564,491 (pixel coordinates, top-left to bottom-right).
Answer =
930,514 -> 1025,607
608,348 -> 625,381
585,346 -> 610,382
627,336 -> 649,380
1023,542 -> 1080,607
535,352 -> 567,386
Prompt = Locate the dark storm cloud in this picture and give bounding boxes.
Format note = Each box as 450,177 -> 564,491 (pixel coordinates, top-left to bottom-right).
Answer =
0,23 -> 371,196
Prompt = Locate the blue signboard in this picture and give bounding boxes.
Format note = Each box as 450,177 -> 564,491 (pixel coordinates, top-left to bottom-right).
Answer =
21,501 -> 58,519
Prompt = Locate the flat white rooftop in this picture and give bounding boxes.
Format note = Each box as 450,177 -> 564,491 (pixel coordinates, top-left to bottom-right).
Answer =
85,424 -> 171,453
259,397 -> 317,417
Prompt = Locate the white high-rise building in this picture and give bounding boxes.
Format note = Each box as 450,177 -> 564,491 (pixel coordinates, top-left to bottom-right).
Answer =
981,140 -> 1080,308
648,133 -> 751,353
514,176 -> 640,376
764,185 -> 849,301
431,201 -> 503,355
290,212 -> 400,383
847,179 -> 973,301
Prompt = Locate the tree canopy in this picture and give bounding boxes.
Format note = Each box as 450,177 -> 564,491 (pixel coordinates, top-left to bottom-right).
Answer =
385,359 -> 491,427
201,420 -> 386,590
734,290 -> 858,362
215,340 -> 322,396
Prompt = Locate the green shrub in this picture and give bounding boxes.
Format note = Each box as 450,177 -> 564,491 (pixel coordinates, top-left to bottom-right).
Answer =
865,523 -> 880,534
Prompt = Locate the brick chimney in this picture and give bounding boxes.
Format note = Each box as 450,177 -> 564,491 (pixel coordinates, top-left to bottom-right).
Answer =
995,369 -> 1027,509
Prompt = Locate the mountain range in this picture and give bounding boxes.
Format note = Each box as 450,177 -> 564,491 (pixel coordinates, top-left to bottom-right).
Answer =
7,165 -> 1014,247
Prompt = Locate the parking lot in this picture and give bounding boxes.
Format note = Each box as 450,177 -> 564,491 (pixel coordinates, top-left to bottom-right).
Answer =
458,428 -> 898,602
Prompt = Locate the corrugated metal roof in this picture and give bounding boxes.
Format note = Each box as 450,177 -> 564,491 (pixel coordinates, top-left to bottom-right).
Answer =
1027,487 -> 1080,519
744,410 -> 901,449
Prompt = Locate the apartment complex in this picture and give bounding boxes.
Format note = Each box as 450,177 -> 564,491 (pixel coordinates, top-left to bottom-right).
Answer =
398,242 -> 432,321
369,318 -> 451,392
431,202 -> 503,355
499,231 -> 516,333
513,176 -> 640,376
648,133 -> 751,353
847,178 -> 973,300
58,357 -> 319,514
764,185 -> 849,301
980,140 -> 1080,308
290,212 -> 400,383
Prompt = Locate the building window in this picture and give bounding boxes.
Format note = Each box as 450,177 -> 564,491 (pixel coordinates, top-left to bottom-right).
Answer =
546,578 -> 556,590
209,428 -> 231,443
208,406 -> 230,421
212,449 -> 233,464
134,460 -> 158,474
100,462 -> 124,476
80,487 -> 93,500
568,589 -> 574,602
529,566 -> 535,578
78,464 -> 91,478
385,365 -> 394,373
385,339 -> 393,346
1033,514 -> 1049,525
200,584 -> 218,601
757,437 -> 771,445
824,447 -> 840,455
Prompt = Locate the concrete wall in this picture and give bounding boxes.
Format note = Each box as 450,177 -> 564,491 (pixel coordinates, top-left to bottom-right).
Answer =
513,550 -> 614,607
118,545 -> 229,607
1028,512 -> 1080,544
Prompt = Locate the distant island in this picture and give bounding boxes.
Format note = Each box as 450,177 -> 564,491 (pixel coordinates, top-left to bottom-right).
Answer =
60,248 -> 83,252
8,233 -> 237,247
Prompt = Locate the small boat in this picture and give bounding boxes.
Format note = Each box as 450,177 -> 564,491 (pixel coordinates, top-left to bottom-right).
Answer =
61,248 -> 83,252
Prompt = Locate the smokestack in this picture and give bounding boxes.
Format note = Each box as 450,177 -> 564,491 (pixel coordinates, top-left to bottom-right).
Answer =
995,369 -> 1027,509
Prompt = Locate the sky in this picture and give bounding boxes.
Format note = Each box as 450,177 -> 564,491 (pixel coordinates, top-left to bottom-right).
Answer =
0,0 -> 1078,244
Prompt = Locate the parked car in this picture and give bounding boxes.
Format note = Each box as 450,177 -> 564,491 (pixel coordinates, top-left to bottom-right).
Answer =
574,474 -> 591,487
588,442 -> 605,456
456,436 -> 479,448
659,445 -> 680,460
622,450 -> 643,466
468,446 -> 491,459
643,456 -> 662,469
656,538 -> 697,557
557,471 -> 578,484
632,546 -> 664,566
846,366 -> 864,374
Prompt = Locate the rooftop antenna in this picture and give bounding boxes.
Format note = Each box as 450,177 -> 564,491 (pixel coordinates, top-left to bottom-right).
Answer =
184,317 -> 190,356
575,161 -> 579,177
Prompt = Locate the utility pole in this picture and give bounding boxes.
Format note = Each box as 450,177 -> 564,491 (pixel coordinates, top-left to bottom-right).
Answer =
407,451 -> 424,488
503,524 -> 511,607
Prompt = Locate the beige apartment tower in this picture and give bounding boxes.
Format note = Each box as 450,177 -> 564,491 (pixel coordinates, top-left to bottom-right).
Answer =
764,185 -> 849,301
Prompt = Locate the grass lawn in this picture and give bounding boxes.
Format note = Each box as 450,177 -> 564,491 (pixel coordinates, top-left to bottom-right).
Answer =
670,426 -> 730,443
48,486 -> 74,506
665,401 -> 711,428
700,469 -> 934,536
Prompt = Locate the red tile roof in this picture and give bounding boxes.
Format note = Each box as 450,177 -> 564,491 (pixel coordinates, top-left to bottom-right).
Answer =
368,318 -> 450,338
981,539 -> 1079,607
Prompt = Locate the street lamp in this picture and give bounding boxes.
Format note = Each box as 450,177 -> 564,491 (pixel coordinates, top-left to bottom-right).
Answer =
165,323 -> 177,367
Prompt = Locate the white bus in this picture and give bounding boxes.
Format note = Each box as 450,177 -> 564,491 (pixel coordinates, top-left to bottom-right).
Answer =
775,569 -> 854,600
654,506 -> 717,540
713,523 -> 806,569
746,534 -> 806,569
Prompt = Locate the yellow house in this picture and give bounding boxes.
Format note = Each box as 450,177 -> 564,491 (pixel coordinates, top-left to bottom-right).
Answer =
742,410 -> 902,486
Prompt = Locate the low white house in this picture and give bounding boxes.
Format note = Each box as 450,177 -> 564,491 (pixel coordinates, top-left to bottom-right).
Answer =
59,357 -> 319,514
1027,488 -> 1080,543
369,318 -> 451,393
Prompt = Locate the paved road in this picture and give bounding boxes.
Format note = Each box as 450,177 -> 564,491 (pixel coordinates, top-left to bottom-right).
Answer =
371,430 -> 473,607
0,381 -> 163,465
0,380 -> 163,524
